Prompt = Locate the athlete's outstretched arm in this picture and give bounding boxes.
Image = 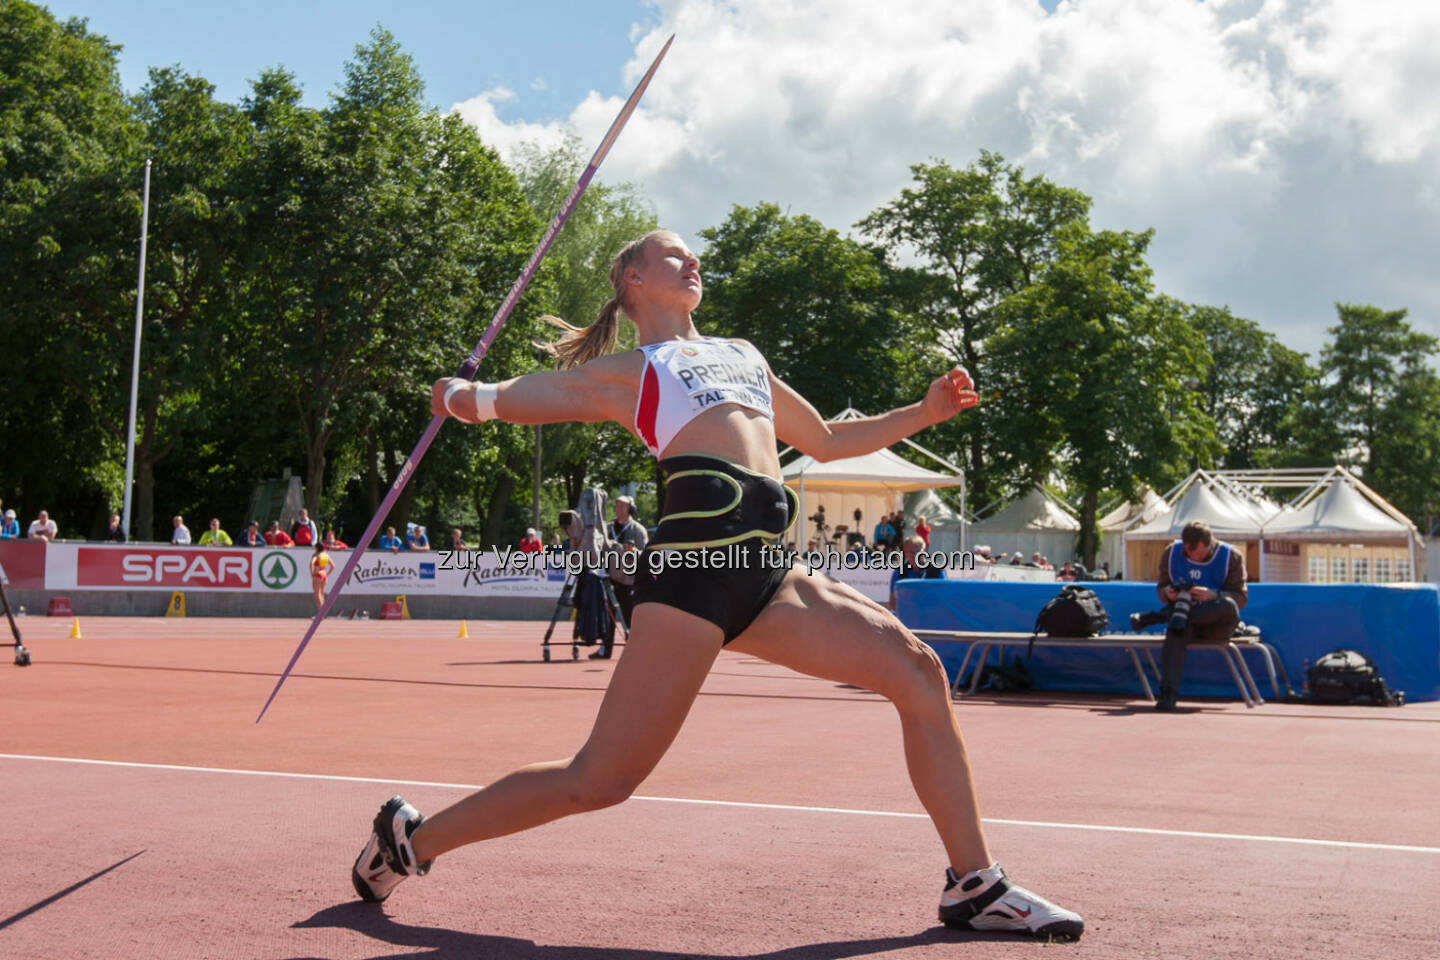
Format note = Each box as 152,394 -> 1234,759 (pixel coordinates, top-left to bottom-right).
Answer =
772,367 -> 977,462
432,351 -> 643,427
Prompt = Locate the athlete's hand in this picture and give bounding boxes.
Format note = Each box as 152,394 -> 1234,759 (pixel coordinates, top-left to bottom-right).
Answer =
924,366 -> 979,423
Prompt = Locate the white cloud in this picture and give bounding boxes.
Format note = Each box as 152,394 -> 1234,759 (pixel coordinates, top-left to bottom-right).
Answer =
450,0 -> 1440,357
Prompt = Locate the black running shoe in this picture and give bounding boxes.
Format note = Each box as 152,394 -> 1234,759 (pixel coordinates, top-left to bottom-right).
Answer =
351,796 -> 431,903
939,863 -> 1083,940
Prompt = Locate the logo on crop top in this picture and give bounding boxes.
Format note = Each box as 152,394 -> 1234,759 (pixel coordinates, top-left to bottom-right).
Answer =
680,345 -> 700,357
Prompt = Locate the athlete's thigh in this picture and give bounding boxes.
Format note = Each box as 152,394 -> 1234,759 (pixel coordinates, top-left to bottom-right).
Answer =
727,568 -> 940,698
572,601 -> 724,782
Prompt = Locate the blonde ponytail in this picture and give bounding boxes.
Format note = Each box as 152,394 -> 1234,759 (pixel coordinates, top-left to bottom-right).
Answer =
536,300 -> 623,369
535,229 -> 678,369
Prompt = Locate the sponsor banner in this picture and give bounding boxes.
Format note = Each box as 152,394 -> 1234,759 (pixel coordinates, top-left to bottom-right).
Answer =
0,540 -> 47,589
36,543 -> 1054,599
442,549 -> 572,597
76,545 -> 254,589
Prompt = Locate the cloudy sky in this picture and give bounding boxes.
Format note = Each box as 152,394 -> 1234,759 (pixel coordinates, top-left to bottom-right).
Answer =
51,0 -> 1440,359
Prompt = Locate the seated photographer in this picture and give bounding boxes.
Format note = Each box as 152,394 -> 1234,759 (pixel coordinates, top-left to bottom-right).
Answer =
1132,520 -> 1247,711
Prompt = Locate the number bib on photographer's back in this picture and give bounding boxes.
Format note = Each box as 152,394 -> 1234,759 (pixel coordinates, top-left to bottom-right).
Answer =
633,337 -> 773,457
1168,540 -> 1231,592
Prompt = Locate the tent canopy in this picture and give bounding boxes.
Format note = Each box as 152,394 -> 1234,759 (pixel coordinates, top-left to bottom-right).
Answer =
1125,480 -> 1264,540
781,446 -> 962,493
1263,477 -> 1416,540
1099,487 -> 1164,532
972,487 -> 1079,534
969,486 -> 1079,562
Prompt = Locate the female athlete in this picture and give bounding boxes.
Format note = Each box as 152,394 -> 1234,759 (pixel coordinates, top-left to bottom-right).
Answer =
350,230 -> 1083,940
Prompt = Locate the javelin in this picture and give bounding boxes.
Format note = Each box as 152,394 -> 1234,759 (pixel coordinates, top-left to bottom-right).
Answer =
256,36 -> 675,723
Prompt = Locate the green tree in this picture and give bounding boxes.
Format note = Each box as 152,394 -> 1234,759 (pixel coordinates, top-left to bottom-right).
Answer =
985,227 -> 1217,565
122,67 -> 252,540
0,1 -> 138,534
512,139 -> 657,529
1186,305 -> 1319,469
1318,303 -> 1440,520
697,203 -> 937,417
236,32 -> 545,546
857,152 -> 1092,504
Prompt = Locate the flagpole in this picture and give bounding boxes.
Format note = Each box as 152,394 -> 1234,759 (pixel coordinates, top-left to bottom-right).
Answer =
122,158 -> 152,541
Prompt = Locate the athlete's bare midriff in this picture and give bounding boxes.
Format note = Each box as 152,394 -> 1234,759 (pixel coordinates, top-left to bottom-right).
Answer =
657,405 -> 781,478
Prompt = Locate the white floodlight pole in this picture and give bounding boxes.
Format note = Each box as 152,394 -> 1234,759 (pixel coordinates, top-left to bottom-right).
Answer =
121,159 -> 152,541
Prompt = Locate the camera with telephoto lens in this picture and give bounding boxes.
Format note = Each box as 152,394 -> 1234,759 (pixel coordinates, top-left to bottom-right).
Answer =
1168,588 -> 1194,632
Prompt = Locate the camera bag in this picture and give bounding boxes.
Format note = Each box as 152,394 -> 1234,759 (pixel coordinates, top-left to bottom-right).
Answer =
1305,649 -> 1404,706
1027,584 -> 1110,657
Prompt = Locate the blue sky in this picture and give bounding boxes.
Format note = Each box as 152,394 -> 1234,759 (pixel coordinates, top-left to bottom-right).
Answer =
37,1 -> 1440,359
46,0 -> 659,118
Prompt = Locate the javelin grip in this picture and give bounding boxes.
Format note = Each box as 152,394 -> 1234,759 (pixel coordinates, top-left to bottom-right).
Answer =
256,36 -> 674,723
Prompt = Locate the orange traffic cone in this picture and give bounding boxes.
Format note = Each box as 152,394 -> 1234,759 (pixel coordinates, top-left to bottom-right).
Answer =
458,620 -> 469,639
70,616 -> 82,639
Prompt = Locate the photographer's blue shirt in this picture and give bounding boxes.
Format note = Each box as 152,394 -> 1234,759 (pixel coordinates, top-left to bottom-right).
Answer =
1167,539 -> 1232,593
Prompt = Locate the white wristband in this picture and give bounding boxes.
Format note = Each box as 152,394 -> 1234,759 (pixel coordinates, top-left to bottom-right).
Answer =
443,380 -> 498,422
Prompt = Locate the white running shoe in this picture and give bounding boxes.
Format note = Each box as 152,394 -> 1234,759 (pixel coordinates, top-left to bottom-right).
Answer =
938,863 -> 1084,940
351,796 -> 431,903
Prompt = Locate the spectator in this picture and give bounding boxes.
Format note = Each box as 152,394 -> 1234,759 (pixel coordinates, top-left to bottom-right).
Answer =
0,509 -> 18,540
1131,520 -> 1248,712
1031,552 -> 1051,570
291,508 -> 318,547
1009,552 -> 1024,565
974,545 -> 993,564
872,514 -> 896,550
411,525 -> 430,551
1098,561 -> 1112,581
449,527 -> 467,551
240,521 -> 265,547
378,526 -> 403,553
915,514 -> 931,548
606,495 -> 648,638
264,521 -> 294,547
323,528 -> 349,550
171,515 -> 191,545
26,510 -> 57,542
199,518 -> 233,546
888,535 -> 945,610
103,513 -> 126,543
1057,561 -> 1076,582
519,528 -> 543,553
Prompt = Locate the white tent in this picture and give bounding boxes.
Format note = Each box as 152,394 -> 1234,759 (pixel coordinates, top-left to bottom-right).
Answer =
781,424 -> 963,550
969,487 -> 1079,564
904,489 -> 968,554
1097,487 -> 1164,578
1260,470 -> 1421,581
1123,478 -> 1267,580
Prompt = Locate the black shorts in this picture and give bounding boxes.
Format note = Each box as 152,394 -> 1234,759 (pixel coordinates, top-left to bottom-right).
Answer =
631,455 -> 798,643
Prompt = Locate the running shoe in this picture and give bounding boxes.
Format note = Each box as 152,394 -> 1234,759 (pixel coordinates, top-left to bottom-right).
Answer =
939,863 -> 1084,940
351,796 -> 431,903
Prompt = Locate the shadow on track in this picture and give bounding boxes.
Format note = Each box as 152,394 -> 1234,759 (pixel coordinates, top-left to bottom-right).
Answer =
0,850 -> 146,931
290,902 -> 1027,959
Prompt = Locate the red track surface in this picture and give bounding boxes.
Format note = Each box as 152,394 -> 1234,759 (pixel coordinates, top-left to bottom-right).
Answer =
3,616 -> 1438,959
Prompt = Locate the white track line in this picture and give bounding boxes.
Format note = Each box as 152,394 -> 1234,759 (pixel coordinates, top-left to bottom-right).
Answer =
4,752 -> 1437,856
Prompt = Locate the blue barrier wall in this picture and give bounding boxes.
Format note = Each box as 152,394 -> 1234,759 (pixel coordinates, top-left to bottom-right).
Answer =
895,580 -> 1440,702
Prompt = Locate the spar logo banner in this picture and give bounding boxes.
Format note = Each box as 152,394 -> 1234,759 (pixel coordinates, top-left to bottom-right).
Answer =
75,546 -> 253,589
256,551 -> 299,590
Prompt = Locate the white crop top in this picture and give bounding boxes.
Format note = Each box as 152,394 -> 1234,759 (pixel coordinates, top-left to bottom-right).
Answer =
632,337 -> 774,457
